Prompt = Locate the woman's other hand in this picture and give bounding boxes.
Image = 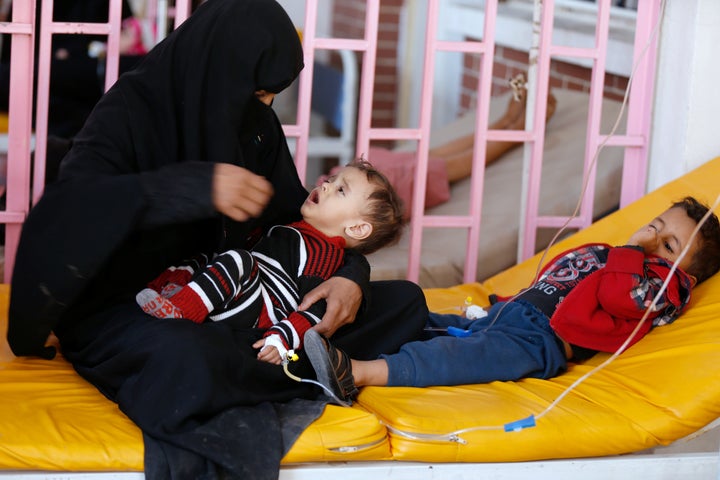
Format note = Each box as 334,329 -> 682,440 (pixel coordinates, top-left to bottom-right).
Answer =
300,277 -> 362,338
212,163 -> 274,221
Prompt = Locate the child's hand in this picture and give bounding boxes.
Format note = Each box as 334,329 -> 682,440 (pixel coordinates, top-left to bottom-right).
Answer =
627,224 -> 659,252
252,339 -> 283,365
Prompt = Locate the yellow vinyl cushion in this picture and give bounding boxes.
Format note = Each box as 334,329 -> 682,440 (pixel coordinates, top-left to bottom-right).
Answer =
0,284 -> 143,471
0,283 -> 389,470
0,157 -> 718,469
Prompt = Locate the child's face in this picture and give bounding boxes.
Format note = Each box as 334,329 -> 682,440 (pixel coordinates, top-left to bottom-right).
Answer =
301,166 -> 373,239
630,206 -> 700,272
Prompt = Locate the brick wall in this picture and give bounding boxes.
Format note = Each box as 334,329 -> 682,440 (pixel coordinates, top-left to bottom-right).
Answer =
460,44 -> 629,115
330,4 -> 629,128
331,0 -> 403,131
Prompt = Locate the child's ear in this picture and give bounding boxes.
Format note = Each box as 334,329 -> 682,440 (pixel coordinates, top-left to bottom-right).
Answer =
345,221 -> 373,241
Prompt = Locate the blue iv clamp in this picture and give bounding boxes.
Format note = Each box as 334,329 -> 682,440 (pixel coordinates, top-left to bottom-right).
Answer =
424,326 -> 472,337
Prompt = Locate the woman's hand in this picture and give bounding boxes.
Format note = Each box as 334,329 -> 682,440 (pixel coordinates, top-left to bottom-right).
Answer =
212,163 -> 274,221
299,277 -> 362,338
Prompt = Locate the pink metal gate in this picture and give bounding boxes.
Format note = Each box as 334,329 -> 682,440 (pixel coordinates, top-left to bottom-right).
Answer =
1,0 -> 659,286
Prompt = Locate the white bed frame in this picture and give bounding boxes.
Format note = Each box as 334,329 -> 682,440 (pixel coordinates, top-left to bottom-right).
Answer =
4,422 -> 719,479
4,451 -> 718,480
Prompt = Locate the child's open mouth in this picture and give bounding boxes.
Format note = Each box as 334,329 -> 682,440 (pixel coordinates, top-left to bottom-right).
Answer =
308,189 -> 319,204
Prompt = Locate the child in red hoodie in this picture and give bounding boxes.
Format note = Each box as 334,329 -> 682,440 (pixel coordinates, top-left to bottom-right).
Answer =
305,196 -> 720,402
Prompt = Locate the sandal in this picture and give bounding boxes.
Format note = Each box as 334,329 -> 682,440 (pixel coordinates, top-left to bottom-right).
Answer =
304,330 -> 359,405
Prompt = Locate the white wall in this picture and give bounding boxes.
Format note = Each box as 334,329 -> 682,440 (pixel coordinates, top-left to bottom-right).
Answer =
276,0 -> 332,39
648,0 -> 720,191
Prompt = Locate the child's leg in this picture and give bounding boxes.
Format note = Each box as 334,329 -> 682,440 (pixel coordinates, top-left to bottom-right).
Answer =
428,88 -> 527,160
375,302 -> 566,387
146,253 -> 210,296
137,250 -> 256,323
425,312 -> 480,332
438,88 -> 558,183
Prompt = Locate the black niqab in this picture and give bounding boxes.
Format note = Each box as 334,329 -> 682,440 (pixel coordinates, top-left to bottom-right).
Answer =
9,0 -> 308,358
7,1 -> 330,479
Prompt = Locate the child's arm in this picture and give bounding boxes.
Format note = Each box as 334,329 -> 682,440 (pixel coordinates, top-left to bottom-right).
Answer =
551,246 -> 690,352
597,246 -> 688,322
251,225 -> 343,363
254,275 -> 328,364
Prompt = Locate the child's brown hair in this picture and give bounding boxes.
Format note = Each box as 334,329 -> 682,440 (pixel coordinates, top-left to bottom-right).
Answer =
673,196 -> 720,283
348,158 -> 406,255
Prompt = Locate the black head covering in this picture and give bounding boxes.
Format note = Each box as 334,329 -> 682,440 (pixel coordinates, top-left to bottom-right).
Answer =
121,0 -> 302,170
8,0 -> 308,358
62,0 -> 304,174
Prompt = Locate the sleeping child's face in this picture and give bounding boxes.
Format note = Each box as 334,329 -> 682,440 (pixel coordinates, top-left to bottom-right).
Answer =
628,206 -> 700,273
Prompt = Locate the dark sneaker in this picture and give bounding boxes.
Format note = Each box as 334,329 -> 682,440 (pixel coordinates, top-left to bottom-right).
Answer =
304,330 -> 359,405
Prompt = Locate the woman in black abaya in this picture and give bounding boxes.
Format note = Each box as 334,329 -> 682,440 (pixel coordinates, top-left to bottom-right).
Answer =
7,0 -> 427,478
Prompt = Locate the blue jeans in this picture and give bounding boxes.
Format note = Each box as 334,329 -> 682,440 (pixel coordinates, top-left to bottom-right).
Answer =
381,301 -> 567,387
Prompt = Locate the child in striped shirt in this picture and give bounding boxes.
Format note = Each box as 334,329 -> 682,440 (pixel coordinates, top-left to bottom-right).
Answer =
137,159 -> 404,364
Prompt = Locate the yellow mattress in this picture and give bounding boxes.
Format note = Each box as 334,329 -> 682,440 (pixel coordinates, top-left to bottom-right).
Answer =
0,157 -> 719,471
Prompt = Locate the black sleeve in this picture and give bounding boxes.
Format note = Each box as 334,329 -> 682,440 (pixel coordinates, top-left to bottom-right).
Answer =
333,249 -> 371,312
59,88 -> 218,230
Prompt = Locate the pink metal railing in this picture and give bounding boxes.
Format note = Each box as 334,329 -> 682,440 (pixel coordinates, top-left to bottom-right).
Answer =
33,0 -> 125,204
32,0 -> 192,206
518,0 -> 661,260
2,0 -> 192,281
2,0 -> 659,287
283,0 -> 381,184
386,0 -> 661,282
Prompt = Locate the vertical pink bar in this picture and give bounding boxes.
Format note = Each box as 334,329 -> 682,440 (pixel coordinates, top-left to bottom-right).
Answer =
104,0 -> 123,90
461,0 -> 498,283
31,0 -> 54,205
174,0 -> 192,27
33,0 -> 124,204
577,0 -> 612,228
354,1 -> 379,156
405,0 -> 439,282
292,0 -> 320,183
619,0 -> 660,206
146,0 -> 158,43
5,1 -> 36,282
519,0 -> 556,260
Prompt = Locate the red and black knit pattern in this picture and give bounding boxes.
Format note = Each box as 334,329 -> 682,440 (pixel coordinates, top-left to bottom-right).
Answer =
149,221 -> 346,351
165,249 -> 259,323
289,221 -> 345,278
254,221 -> 345,349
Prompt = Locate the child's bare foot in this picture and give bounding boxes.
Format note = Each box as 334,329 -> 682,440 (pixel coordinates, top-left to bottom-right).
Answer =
507,90 -> 557,130
492,76 -> 528,130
